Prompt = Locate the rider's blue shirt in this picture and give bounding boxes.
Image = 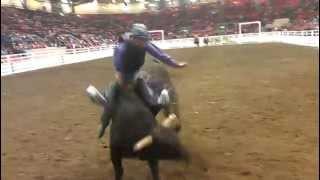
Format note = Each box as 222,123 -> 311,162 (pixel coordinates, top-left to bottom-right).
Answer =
113,40 -> 180,81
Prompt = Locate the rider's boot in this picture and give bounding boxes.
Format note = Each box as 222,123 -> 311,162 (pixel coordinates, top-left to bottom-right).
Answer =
135,78 -> 170,116
98,82 -> 120,138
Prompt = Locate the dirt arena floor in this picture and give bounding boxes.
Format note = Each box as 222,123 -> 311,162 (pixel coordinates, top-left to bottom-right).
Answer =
1,43 -> 319,180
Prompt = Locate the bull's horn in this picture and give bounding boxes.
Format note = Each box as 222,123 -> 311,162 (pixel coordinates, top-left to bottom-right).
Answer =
161,114 -> 178,129
133,135 -> 153,152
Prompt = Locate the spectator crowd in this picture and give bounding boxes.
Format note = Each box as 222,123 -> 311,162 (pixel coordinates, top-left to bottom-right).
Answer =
1,0 -> 319,55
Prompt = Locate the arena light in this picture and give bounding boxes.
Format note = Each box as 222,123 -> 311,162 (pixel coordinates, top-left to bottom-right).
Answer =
190,0 -> 197,3
232,0 -> 240,5
210,10 -> 216,15
148,3 -> 157,6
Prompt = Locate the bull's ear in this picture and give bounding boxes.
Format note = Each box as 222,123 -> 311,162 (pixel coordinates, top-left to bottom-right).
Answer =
133,135 -> 153,152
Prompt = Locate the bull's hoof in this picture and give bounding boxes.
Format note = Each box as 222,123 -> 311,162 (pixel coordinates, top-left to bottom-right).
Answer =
98,139 -> 109,148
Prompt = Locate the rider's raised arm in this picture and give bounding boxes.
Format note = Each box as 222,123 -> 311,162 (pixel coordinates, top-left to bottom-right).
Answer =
145,42 -> 181,68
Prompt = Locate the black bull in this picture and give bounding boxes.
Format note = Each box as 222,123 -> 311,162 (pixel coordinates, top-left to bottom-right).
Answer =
101,64 -> 189,180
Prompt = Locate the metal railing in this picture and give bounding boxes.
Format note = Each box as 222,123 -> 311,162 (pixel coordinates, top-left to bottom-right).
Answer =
1,30 -> 318,76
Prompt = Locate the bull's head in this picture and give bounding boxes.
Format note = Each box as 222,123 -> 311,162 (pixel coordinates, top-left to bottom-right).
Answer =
133,113 -> 180,152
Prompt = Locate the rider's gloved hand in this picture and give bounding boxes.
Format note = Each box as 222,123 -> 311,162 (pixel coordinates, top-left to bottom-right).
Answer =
177,62 -> 187,67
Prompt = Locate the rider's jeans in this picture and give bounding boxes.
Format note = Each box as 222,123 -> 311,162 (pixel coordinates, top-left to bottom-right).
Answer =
135,78 -> 159,107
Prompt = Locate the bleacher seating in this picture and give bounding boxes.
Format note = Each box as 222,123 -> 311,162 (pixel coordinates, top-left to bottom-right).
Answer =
1,0 -> 319,55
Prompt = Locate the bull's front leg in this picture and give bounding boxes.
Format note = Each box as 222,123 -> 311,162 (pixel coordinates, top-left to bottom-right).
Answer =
111,148 -> 123,180
98,82 -> 120,138
148,159 -> 160,180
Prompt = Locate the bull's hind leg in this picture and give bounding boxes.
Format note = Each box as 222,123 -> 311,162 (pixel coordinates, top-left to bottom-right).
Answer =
148,159 -> 160,180
111,149 -> 123,180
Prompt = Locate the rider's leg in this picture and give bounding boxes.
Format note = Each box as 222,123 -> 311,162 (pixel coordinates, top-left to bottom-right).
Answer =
135,78 -> 170,115
98,82 -> 120,138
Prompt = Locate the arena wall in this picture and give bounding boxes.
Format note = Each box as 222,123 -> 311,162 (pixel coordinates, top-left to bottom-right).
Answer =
1,30 -> 319,76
